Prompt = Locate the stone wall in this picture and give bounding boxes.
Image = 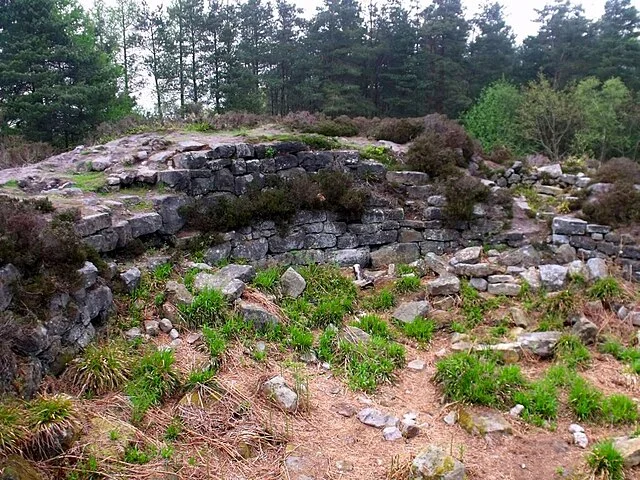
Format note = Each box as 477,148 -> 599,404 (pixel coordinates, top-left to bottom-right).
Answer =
552,217 -> 640,281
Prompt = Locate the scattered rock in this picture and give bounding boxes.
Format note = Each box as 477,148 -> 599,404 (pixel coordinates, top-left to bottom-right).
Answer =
573,431 -> 588,449
261,376 -> 298,413
185,332 -> 201,344
571,316 -> 598,344
238,301 -> 280,329
568,424 -> 584,434
193,264 -> 256,293
586,258 -> 609,281
459,410 -> 512,436
341,325 -> 371,344
398,417 -> 420,438
169,328 -> 180,340
407,359 -> 426,371
165,281 -> 193,306
144,320 -> 159,336
120,267 -> 141,293
452,246 -> 482,265
519,267 -> 542,291
335,403 -> 356,417
613,436 -> 640,467
427,275 -> 460,296
517,331 -> 562,358
487,283 -> 520,296
567,259 -> 589,279
392,301 -> 431,324
509,404 -> 525,417
335,460 -> 354,473
280,267 -> 306,298
498,245 -> 541,268
469,277 -> 488,291
443,411 -> 458,425
125,327 -> 141,340
371,243 -> 420,268
554,244 -> 577,264
412,446 -> 465,480
509,307 -> 529,328
539,264 -> 568,291
357,408 -> 398,428
158,318 -> 173,333
382,426 -> 403,441
454,263 -> 497,277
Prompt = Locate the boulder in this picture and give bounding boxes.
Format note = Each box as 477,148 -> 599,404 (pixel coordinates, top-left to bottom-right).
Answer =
586,258 -> 608,281
539,264 -> 568,291
554,244 -> 576,264
326,248 -> 371,267
237,301 -> 279,329
517,331 -> 562,358
280,267 -> 306,298
459,410 -> 512,436
452,246 -> 482,265
509,307 -> 529,328
357,408 -> 398,428
427,275 -> 460,296
120,267 -> 141,293
487,283 -> 520,296
158,318 -> 173,333
498,246 -> 541,267
469,277 -> 488,291
193,264 -> 256,293
412,446 -> 465,480
77,262 -> 99,289
261,376 -> 298,413
341,326 -> 371,344
571,316 -> 598,344
128,212 -> 162,238
144,320 -> 159,336
552,217 -> 587,236
538,164 -> 563,178
165,281 -> 193,306
74,213 -> 111,237
392,301 -> 431,324
519,267 -> 542,291
0,264 -> 20,311
204,243 -> 232,265
567,260 -> 589,279
453,263 -> 497,277
382,426 -> 403,441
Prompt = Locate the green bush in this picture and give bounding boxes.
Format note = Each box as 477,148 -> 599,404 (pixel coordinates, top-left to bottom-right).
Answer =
402,318 -> 436,343
443,175 -> 490,222
288,325 -> 314,352
587,440 -> 625,480
372,118 -> 424,144
179,288 -> 228,328
602,394 -> 638,425
304,117 -> 359,137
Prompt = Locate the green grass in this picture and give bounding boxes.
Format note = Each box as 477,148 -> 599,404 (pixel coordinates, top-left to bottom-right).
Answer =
361,288 -> 396,311
587,440 -> 625,480
1,179 -> 19,188
179,288 -> 228,328
126,349 -> 180,423
124,444 -> 152,464
252,266 -> 281,293
435,352 -> 525,407
396,264 -> 418,276
359,145 -> 398,168
152,263 -> 173,281
602,394 -> 639,425
393,275 -> 421,293
183,268 -> 199,292
288,325 -> 314,352
69,172 -> 107,191
402,317 -> 436,343
0,403 -> 27,453
68,341 -> 132,395
554,334 -> 591,369
588,277 -> 623,302
600,338 -> 640,374
513,378 -> 559,427
569,377 -> 605,422
164,419 -> 182,442
355,314 -> 392,339
459,280 -> 502,329
202,325 -> 227,365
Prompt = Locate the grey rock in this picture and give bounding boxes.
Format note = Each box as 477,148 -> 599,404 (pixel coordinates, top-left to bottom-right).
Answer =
574,431 -> 589,449
453,246 -> 482,265
382,426 -> 403,441
169,328 -> 180,340
427,275 -> 460,296
193,264 -> 255,294
144,320 -> 160,336
509,404 -> 525,417
232,238 -> 269,261
460,410 -> 512,435
509,307 -> 529,328
613,436 -> 640,467
423,253 -> 451,275
156,170 -> 191,190
398,417 -> 420,438
74,213 -> 111,237
83,229 -> 119,253
371,243 -> 420,268
444,411 -> 458,425
586,258 -> 609,281
488,274 -> 516,284
454,263 -> 497,277
128,212 -> 162,238
176,140 -> 206,152
341,326 -> 371,344
159,318 -> 173,333
538,164 -> 563,178
125,327 -> 142,340
553,216 -> 588,236
498,245 -> 541,267
120,267 -> 141,293
84,285 -> 113,320
261,376 -> 298,413
487,283 -> 520,296
238,300 -> 279,329
407,359 -> 426,371
326,248 -> 371,267
204,243 -> 232,265
152,195 -> 189,235
572,316 -> 598,344
280,267 -> 306,298
567,260 -> 589,280
235,143 -> 254,159
304,233 -> 336,249
469,277 -> 488,291
555,244 -> 577,264
539,264 -> 568,291
412,446 -> 465,480
357,408 -> 398,428
517,331 -> 562,358
392,301 -> 430,324
386,171 -> 430,186
165,280 -> 193,306
0,264 -> 20,311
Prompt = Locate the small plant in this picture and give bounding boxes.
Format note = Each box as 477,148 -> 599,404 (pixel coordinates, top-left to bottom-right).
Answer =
311,296 -> 353,328
588,277 -> 623,302
361,288 -> 396,311
393,275 -> 421,293
126,349 -> 180,423
317,327 -> 338,362
288,325 -> 314,352
164,419 -> 182,442
587,440 -> 625,480
67,341 -> 132,395
569,377 -> 604,422
513,379 -> 559,427
152,263 -> 173,281
179,288 -> 228,328
124,444 -> 152,464
26,395 -> 81,459
356,314 -> 392,339
338,337 -> 406,392
252,267 -> 281,293
554,334 -> 591,369
202,325 -> 227,365
185,368 -> 216,390
602,394 -> 639,425
0,403 -> 28,454
402,318 -> 436,343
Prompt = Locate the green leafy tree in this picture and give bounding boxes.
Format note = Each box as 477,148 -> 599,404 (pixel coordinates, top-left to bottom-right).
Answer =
463,80 -> 524,154
468,2 -> 515,99
0,0 -> 121,147
518,75 -> 580,161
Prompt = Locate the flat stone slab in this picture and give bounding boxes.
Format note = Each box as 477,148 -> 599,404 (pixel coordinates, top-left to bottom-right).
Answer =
193,264 -> 256,293
357,408 -> 398,428
460,410 -> 512,436
392,301 -> 431,324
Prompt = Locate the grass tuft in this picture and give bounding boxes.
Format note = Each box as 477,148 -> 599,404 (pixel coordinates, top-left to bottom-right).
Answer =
68,341 -> 132,395
587,440 -> 625,480
179,288 -> 228,328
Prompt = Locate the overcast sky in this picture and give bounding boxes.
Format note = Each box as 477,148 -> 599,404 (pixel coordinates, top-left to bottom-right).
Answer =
79,0 -> 640,42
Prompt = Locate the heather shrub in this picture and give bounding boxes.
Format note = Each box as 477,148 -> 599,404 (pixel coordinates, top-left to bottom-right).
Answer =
304,116 -> 358,137
405,132 -> 462,178
444,175 -> 490,222
0,135 -> 56,169
423,113 -> 476,161
594,157 -> 640,184
372,118 -> 424,144
582,181 -> 640,226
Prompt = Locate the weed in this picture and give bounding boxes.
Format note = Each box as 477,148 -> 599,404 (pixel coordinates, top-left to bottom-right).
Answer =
124,444 -> 152,464
202,326 -> 227,365
311,296 -> 353,328
602,394 -> 639,425
288,325 -> 314,352
67,341 -> 132,395
587,440 -> 625,480
179,288 -> 228,328
393,275 -> 421,293
361,288 -> 396,311
0,402 -> 28,454
252,267 -> 281,293
402,318 -> 436,343
152,263 -> 173,281
108,430 -> 120,441
317,327 -> 338,362
569,377 -> 604,422
126,349 -> 180,423
514,379 -> 559,426
599,339 -> 640,374
545,364 -> 575,388
70,172 -> 106,192
338,337 -> 406,392
356,314 -> 392,339
588,277 -> 623,303
360,145 -> 397,167
164,419 -> 182,442
554,334 -> 591,369
26,395 -> 80,459
185,367 -> 217,390
183,268 -> 199,292
434,352 -> 525,407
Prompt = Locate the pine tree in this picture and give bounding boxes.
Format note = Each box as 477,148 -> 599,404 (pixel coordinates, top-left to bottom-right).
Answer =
468,2 -> 515,99
108,0 -> 140,100
0,0 -> 121,146
417,0 -> 471,117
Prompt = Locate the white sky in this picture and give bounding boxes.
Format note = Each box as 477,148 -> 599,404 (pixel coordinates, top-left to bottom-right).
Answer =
80,0 -> 640,42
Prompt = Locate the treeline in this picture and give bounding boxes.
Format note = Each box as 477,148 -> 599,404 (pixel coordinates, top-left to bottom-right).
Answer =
96,0 -> 640,120
1,0 -> 640,148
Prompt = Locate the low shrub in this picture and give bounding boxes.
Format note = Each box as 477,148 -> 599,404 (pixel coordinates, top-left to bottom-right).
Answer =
0,402 -> 28,454
594,157 -> 640,184
372,118 -> 424,144
513,379 -> 559,426
361,288 -> 396,311
304,117 -> 359,137
569,377 -> 604,422
0,135 -> 56,169
602,394 -> 639,425
588,277 -> 623,303
356,314 -> 392,339
554,334 -> 591,369
67,341 -> 132,395
423,114 -> 476,161
444,175 -> 490,222
288,325 -> 314,351
202,325 -> 227,365
405,131 -> 462,178
26,395 -> 81,460
582,180 -> 640,226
